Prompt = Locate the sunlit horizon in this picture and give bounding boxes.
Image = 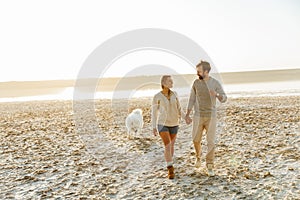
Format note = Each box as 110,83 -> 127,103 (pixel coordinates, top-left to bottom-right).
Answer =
0,66 -> 299,82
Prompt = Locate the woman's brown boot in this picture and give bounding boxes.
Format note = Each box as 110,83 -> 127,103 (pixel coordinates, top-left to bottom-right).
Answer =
167,166 -> 175,179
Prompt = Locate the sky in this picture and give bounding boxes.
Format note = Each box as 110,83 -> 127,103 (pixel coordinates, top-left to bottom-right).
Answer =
0,0 -> 299,81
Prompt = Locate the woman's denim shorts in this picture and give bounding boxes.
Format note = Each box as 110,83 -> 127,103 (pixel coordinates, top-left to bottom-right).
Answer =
158,125 -> 179,134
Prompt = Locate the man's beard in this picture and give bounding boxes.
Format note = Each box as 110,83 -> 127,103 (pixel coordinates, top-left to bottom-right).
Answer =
198,74 -> 204,80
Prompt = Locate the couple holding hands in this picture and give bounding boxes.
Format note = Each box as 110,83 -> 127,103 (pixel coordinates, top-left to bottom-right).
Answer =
151,60 -> 227,179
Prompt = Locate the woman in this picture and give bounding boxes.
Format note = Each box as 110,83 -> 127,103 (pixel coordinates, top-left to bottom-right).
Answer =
152,75 -> 183,179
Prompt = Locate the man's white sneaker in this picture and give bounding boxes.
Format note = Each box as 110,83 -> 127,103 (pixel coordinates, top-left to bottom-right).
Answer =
207,164 -> 215,176
195,158 -> 201,168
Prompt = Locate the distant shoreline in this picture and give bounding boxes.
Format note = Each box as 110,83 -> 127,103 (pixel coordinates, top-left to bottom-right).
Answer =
0,68 -> 299,98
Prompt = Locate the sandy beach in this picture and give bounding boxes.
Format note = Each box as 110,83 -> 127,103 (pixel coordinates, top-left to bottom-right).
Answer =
0,95 -> 299,199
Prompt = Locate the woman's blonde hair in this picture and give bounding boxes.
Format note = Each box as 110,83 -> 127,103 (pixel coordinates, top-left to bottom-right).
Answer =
161,75 -> 171,89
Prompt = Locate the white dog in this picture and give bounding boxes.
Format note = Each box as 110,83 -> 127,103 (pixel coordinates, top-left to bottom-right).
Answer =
125,109 -> 144,138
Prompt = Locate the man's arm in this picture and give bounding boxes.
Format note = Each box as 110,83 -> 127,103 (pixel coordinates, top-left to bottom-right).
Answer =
215,81 -> 227,103
185,84 -> 196,124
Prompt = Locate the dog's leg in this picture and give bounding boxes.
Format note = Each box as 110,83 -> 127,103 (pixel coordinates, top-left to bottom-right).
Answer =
127,130 -> 133,140
127,131 -> 131,140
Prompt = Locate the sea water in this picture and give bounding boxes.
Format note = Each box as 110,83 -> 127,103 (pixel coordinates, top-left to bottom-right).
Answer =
0,81 -> 299,103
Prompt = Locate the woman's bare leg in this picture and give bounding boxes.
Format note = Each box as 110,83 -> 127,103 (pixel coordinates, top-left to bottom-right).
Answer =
159,131 -> 172,164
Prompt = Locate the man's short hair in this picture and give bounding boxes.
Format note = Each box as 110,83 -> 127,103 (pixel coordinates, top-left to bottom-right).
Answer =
196,60 -> 211,73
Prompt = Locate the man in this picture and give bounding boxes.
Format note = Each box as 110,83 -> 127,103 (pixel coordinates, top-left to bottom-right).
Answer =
185,60 -> 227,176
